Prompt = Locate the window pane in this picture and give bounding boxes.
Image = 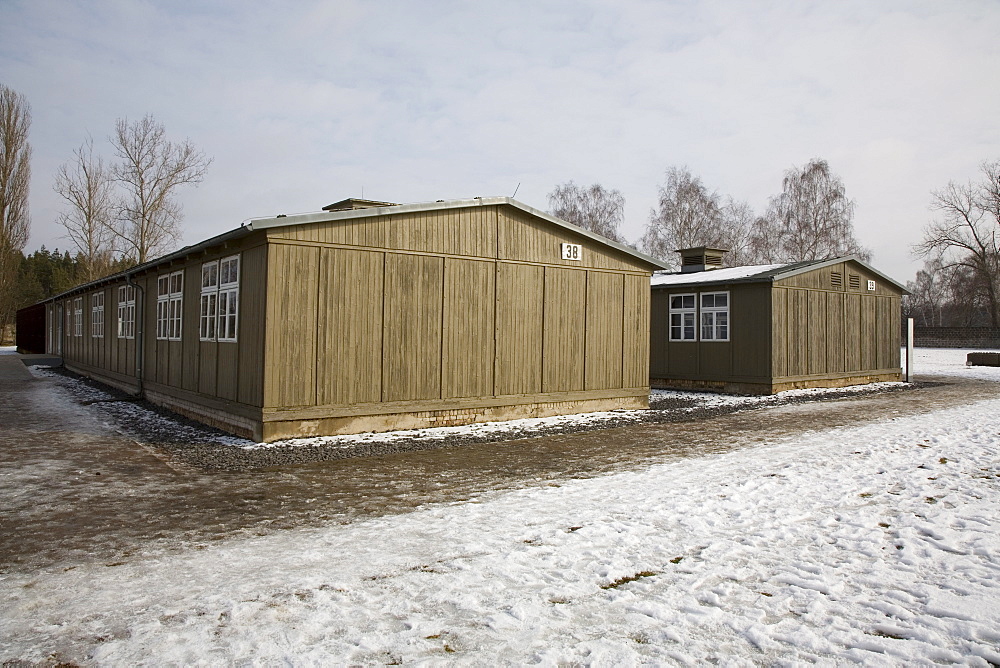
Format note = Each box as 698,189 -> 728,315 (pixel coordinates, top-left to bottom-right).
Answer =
202,262 -> 218,288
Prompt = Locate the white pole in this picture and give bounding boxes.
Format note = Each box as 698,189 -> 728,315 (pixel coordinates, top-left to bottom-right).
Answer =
906,318 -> 914,383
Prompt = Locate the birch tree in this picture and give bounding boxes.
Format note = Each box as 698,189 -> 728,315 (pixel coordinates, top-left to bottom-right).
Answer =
111,115 -> 211,263
0,84 -> 31,339
54,137 -> 117,282
753,159 -> 870,264
547,181 -> 626,243
641,167 -> 753,268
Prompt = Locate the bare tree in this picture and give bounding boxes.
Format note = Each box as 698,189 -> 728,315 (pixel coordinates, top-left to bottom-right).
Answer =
0,84 -> 31,341
905,257 -> 950,326
547,181 -> 626,243
54,137 -> 117,282
914,160 -> 1000,326
111,115 -> 211,263
719,196 -> 756,266
641,167 -> 753,268
753,159 -> 870,264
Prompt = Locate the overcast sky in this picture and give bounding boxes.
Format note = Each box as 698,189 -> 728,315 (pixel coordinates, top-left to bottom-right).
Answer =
3,0 -> 999,283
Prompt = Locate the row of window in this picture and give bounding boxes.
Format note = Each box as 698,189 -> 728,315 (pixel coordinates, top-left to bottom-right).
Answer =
63,255 -> 240,343
669,291 -> 729,342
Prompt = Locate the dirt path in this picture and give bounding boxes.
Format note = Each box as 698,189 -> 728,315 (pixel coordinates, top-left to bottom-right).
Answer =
1,354 -> 997,574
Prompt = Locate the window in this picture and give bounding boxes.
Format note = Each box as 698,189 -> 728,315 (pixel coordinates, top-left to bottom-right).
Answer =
200,255 -> 239,342
700,292 -> 729,341
64,301 -> 71,338
73,298 -> 83,337
117,285 -> 136,339
669,294 -> 697,341
91,292 -> 104,338
156,270 -> 183,340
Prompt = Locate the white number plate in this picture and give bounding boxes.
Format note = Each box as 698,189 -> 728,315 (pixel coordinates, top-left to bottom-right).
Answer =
561,243 -> 582,261
867,280 -> 876,291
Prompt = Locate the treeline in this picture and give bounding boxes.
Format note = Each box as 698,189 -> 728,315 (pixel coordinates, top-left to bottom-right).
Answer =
906,160 -> 1000,328
13,246 -> 134,309
3,247 -> 137,341
1,80 -> 210,345
547,158 -> 871,269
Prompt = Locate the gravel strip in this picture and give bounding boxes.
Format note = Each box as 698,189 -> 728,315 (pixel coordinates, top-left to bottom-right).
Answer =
29,364 -> 922,471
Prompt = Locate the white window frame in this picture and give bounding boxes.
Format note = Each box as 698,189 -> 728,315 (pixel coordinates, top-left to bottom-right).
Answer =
669,293 -> 697,341
700,291 -> 730,342
73,297 -> 83,337
117,285 -> 136,339
65,300 -> 72,338
200,255 -> 239,342
91,292 -> 104,338
156,270 -> 183,341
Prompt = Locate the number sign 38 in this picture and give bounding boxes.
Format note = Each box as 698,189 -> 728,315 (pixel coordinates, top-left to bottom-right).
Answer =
561,243 -> 582,261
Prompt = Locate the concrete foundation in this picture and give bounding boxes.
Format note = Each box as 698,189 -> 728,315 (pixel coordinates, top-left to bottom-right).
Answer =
651,372 -> 904,395
260,395 -> 649,443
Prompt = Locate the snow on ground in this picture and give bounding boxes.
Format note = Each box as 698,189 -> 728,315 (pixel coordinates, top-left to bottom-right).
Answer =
911,347 -> 1000,380
2,349 -> 1000,664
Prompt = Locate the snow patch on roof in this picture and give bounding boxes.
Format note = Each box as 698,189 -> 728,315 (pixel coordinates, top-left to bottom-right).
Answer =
651,263 -> 789,286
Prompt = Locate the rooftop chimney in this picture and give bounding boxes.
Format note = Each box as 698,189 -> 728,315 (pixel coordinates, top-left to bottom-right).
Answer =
676,246 -> 729,273
322,198 -> 398,212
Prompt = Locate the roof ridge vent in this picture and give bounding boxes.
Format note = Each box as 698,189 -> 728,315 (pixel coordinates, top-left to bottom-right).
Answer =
676,246 -> 729,273
322,198 -> 398,212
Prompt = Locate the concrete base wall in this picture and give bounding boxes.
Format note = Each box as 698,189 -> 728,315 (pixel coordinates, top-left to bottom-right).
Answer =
652,371 -> 903,395
143,388 -> 261,441
64,362 -> 139,396
64,360 -> 649,444
64,361 -> 263,441
261,395 -> 649,442
967,352 -> 1000,367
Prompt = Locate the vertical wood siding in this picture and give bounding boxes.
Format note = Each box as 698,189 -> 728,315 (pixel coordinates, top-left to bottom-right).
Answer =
262,202 -> 653,412
495,262 -> 544,395
182,267 -> 200,393
265,243 -> 320,407
622,274 -> 650,388
442,258 -> 495,399
498,207 -> 635,271
826,292 -> 846,373
731,284 -> 770,379
845,293 -> 862,372
382,253 -> 443,402
236,244 -> 268,407
542,267 -> 586,392
771,284 -> 901,380
316,248 -> 384,405
772,287 -> 788,378
585,272 -> 624,390
272,206 -> 499,259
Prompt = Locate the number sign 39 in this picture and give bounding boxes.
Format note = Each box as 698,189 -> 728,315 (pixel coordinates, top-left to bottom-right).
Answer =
561,243 -> 582,261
